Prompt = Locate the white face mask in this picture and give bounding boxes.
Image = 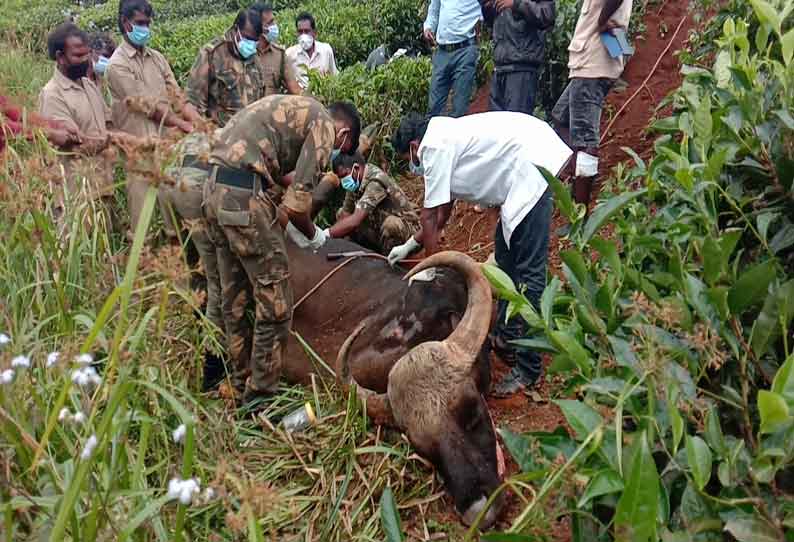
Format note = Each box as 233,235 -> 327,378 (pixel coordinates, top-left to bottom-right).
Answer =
298,33 -> 315,51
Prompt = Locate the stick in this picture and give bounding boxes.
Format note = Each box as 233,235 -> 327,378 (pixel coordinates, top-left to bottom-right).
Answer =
600,15 -> 688,144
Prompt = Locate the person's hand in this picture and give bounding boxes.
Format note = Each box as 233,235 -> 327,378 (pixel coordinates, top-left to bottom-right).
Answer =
281,171 -> 296,187
307,227 -> 330,251
177,119 -> 194,134
285,221 -> 312,248
423,28 -> 436,45
598,19 -> 621,33
494,0 -> 515,11
388,236 -> 421,267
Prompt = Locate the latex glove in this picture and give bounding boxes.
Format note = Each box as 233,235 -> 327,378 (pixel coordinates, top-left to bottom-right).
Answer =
285,221 -> 312,249
307,227 -> 330,251
408,267 -> 437,285
388,236 -> 421,267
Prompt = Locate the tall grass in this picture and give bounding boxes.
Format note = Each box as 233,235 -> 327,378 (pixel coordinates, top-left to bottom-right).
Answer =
0,50 -> 460,542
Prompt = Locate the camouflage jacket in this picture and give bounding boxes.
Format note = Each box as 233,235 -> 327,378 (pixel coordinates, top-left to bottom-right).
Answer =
208,95 -> 336,213
186,28 -> 277,127
160,132 -> 212,236
342,164 -> 419,229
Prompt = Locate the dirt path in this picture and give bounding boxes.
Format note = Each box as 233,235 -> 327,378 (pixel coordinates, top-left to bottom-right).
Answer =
401,0 -> 694,538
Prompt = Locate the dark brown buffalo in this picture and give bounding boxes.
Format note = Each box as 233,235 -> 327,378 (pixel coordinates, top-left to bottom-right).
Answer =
284,239 -> 503,527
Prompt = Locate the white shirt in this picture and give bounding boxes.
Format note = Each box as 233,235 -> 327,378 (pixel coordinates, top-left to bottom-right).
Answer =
420,112 -> 572,247
286,40 -> 339,89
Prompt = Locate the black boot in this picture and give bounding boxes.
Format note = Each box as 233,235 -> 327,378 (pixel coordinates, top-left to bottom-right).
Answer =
202,352 -> 226,392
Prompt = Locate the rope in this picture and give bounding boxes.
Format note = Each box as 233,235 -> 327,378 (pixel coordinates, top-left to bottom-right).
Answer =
599,15 -> 688,145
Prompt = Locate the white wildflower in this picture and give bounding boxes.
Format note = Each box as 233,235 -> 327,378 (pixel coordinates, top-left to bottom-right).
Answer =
73,411 -> 87,424
201,487 -> 216,503
80,434 -> 98,460
0,369 -> 14,384
58,408 -> 72,422
11,355 -> 30,369
46,352 -> 60,367
0,333 -> 10,346
71,367 -> 101,388
172,424 -> 187,444
75,353 -> 93,365
166,477 -> 201,505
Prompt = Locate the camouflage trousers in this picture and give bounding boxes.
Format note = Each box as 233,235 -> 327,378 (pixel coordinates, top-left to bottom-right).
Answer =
352,214 -> 418,256
204,182 -> 293,397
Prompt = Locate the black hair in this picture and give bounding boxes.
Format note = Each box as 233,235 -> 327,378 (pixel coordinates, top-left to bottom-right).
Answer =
332,151 -> 366,172
249,2 -> 274,16
234,8 -> 263,36
47,22 -> 88,61
392,112 -> 429,154
295,12 -> 316,30
118,0 -> 155,35
328,101 -> 361,154
88,31 -> 116,56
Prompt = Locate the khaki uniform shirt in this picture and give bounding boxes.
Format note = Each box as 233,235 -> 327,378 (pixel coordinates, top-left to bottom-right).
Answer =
342,164 -> 419,226
568,0 -> 633,79
107,40 -> 181,137
208,95 -> 336,213
38,68 -> 115,197
186,30 -> 288,127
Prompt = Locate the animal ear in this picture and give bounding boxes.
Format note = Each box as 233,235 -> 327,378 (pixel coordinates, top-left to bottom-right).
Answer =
452,391 -> 484,432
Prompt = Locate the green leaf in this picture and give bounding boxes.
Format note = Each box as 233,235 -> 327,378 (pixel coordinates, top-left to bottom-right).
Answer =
749,0 -> 781,33
560,250 -> 590,286
714,50 -> 732,87
498,428 -> 541,473
542,165 -> 575,222
541,276 -> 561,328
614,432 -> 659,542
554,400 -> 603,441
775,109 -> 794,131
380,487 -> 404,542
702,236 -> 723,285
668,397 -> 684,455
578,469 -> 624,508
758,390 -> 792,434
482,534 -> 536,542
772,354 -> 794,407
750,280 -> 794,355
685,435 -> 713,491
549,331 -> 592,376
582,190 -> 647,244
590,237 -> 622,276
723,517 -> 781,542
704,409 -> 727,457
483,264 -> 520,300
728,259 -> 777,314
693,95 -> 713,148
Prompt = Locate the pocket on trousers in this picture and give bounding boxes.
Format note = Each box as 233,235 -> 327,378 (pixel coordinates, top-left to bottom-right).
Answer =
255,278 -> 293,322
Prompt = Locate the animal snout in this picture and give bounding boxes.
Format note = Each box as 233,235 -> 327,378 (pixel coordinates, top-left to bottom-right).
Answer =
461,492 -> 503,529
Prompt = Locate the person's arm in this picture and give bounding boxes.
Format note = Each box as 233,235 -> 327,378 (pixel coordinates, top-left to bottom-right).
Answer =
329,208 -> 368,238
107,61 -> 191,133
423,0 -> 440,43
599,0 -> 623,29
310,173 -> 339,217
283,58 -> 303,95
185,48 -> 211,120
509,0 -> 556,29
38,91 -> 97,152
417,201 -> 454,256
327,45 -> 339,76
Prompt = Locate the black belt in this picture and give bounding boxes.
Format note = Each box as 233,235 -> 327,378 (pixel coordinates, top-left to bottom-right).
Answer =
212,164 -> 258,190
182,154 -> 211,172
438,38 -> 476,52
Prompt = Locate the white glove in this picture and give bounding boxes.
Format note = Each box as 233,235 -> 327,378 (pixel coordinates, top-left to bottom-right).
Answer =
387,236 -> 421,266
307,227 -> 330,251
285,221 -> 311,248
408,267 -> 437,285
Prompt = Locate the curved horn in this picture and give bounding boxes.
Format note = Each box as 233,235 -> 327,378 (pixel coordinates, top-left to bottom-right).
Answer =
405,251 -> 492,361
335,322 -> 396,426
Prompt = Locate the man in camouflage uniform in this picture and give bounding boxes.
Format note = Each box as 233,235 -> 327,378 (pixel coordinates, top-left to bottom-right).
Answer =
203,95 -> 360,404
322,152 -> 420,255
187,8 -> 294,128
159,132 -> 226,390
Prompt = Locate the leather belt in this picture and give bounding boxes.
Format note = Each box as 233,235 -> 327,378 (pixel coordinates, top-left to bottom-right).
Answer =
437,38 -> 475,52
182,154 -> 211,172
212,164 -> 258,190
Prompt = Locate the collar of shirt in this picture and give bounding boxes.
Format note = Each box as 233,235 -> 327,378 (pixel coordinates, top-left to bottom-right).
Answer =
120,40 -> 151,59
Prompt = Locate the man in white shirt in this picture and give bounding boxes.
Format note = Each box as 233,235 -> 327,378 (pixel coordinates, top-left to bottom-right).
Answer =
286,12 -> 339,90
389,111 -> 572,397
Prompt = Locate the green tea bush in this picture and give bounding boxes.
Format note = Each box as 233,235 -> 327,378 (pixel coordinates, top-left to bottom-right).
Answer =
0,0 -> 74,46
78,0 -> 246,33
479,2 -> 794,539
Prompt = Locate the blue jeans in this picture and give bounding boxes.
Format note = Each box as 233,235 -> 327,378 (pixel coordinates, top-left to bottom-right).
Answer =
428,43 -> 479,118
489,68 -> 539,115
494,188 -> 552,381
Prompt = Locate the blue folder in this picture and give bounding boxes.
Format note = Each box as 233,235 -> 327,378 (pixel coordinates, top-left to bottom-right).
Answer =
601,29 -> 634,58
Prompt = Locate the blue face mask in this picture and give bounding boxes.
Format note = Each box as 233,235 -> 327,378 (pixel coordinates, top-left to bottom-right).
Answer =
266,23 -> 280,43
127,24 -> 151,47
341,172 -> 359,192
237,36 -> 258,59
330,148 -> 341,164
93,56 -> 110,76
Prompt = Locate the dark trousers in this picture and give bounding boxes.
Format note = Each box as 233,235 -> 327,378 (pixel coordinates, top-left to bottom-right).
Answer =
494,188 -> 552,380
428,43 -> 479,118
489,68 -> 539,115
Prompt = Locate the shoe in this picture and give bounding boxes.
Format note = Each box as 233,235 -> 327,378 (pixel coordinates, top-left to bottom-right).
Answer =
202,351 -> 226,392
491,368 -> 537,398
489,334 -> 516,365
